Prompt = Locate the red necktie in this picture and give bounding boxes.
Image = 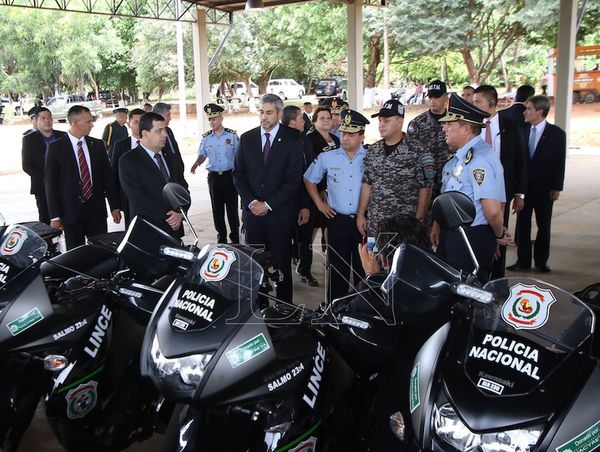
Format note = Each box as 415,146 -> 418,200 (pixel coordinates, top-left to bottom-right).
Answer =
263,132 -> 271,162
485,120 -> 492,145
77,141 -> 93,200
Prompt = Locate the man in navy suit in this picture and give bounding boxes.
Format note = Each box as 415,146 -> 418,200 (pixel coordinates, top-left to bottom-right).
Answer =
499,84 -> 535,131
45,106 -> 121,249
233,94 -> 304,303
508,96 -> 566,273
119,112 -> 188,238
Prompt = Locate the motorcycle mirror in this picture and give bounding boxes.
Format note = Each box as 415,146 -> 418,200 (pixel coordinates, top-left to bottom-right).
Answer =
162,183 -> 199,246
431,191 -> 475,230
162,183 -> 191,212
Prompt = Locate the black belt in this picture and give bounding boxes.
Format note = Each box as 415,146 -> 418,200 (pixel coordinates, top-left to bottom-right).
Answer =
209,169 -> 232,175
336,213 -> 356,219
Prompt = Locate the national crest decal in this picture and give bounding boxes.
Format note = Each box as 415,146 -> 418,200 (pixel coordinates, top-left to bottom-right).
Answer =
290,436 -> 317,452
501,283 -> 556,330
200,247 -> 237,282
1,228 -> 28,256
65,380 -> 98,419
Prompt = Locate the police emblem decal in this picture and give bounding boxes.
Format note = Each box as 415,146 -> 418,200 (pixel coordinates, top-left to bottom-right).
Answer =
200,247 -> 237,282
65,380 -> 98,419
501,283 -> 557,330
1,228 -> 28,256
472,168 -> 486,185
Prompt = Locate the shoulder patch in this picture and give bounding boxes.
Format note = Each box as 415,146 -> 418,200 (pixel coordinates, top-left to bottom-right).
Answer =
224,128 -> 236,134
202,130 -> 212,137
473,168 -> 486,185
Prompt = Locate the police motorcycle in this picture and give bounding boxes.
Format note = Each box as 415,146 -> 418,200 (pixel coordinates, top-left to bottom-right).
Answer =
389,191 -> 600,452
0,198 -> 190,451
140,184 -> 467,452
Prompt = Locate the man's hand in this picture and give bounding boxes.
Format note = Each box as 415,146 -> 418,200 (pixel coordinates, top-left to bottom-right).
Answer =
190,163 -> 199,174
430,221 -> 440,248
298,208 -> 310,225
50,219 -> 63,231
358,243 -> 381,276
111,209 -> 121,224
250,201 -> 268,216
356,214 -> 367,236
512,197 -> 524,214
166,210 -> 183,231
550,190 -> 560,202
317,200 -> 336,219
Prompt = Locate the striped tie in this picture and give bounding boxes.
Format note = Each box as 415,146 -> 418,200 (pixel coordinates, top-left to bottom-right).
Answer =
77,141 -> 93,200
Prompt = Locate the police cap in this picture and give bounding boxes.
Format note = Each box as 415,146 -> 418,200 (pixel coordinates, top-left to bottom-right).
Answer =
426,80 -> 447,98
113,107 -> 129,114
371,99 -> 405,118
439,93 -> 490,126
204,103 -> 224,119
339,109 -> 370,133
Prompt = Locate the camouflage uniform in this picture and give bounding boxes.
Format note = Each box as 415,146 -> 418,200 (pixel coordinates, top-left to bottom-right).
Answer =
407,110 -> 451,197
363,135 -> 435,235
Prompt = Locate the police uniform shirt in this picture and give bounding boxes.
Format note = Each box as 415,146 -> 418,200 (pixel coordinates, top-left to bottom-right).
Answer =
304,145 -> 366,215
407,110 -> 450,187
198,128 -> 239,172
441,136 -> 505,227
330,127 -> 341,139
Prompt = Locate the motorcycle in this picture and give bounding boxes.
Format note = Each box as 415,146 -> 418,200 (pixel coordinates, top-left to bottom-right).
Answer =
140,184 -> 464,452
0,209 -> 185,451
389,191 -> 600,451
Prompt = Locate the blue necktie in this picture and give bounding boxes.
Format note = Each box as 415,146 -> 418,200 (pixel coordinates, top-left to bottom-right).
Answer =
528,127 -> 537,158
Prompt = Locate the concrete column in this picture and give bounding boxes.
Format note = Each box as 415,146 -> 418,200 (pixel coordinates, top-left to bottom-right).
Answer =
176,20 -> 187,126
347,0 -> 363,111
555,0 -> 577,152
192,8 -> 211,132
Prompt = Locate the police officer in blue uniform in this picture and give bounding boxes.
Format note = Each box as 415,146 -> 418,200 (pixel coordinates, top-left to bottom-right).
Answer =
191,103 -> 240,243
430,93 -> 506,282
304,109 -> 369,301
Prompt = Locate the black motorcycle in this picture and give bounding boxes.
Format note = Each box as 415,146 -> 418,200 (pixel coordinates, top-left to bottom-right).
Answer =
0,213 -> 183,451
386,191 -> 600,451
139,184 -> 464,452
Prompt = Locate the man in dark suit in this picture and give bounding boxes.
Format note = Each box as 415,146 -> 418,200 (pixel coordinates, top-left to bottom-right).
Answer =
119,112 -> 188,238
302,102 -> 313,134
153,102 -> 188,189
22,107 -> 66,224
473,85 -> 527,278
233,94 -> 304,303
508,96 -> 566,273
45,106 -> 121,249
499,84 -> 535,130
111,108 -> 145,228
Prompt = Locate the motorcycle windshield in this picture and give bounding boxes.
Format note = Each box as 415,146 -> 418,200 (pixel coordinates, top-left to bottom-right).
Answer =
464,277 -> 594,395
0,225 -> 47,288
168,245 -> 264,332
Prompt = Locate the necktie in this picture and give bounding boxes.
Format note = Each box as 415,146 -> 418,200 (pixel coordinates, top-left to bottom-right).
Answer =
136,139 -> 141,147
154,153 -> 169,181
528,126 -> 537,158
77,141 -> 93,200
263,132 -> 271,162
485,120 -> 492,145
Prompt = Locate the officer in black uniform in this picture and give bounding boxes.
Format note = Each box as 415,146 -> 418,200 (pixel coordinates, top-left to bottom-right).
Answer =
191,103 -> 240,243
102,107 -> 129,161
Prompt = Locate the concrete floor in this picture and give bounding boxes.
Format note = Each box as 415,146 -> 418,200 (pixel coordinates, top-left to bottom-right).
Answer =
2,110 -> 599,451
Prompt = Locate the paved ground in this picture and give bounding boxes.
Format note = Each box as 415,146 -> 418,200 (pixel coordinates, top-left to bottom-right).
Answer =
2,100 -> 599,450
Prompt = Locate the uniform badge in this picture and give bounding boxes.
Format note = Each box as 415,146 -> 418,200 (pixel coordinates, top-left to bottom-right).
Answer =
501,283 -> 556,330
446,152 -> 455,162
472,168 -> 486,185
453,163 -> 463,177
344,114 -> 352,125
200,247 -> 237,282
464,148 -> 473,164
207,107 -> 212,114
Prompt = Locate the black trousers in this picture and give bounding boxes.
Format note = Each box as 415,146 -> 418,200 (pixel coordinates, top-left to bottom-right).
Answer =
208,171 -> 240,243
327,214 -> 365,302
516,195 -> 554,268
244,210 -> 295,303
491,200 -> 512,279
34,192 -> 50,225
439,225 -> 496,283
295,207 -> 315,277
63,202 -> 108,250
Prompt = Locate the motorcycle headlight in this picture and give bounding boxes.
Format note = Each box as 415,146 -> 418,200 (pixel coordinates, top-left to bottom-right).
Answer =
150,334 -> 213,389
433,403 -> 543,451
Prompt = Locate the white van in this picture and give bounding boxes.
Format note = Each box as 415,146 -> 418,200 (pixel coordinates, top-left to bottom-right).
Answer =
266,79 -> 305,100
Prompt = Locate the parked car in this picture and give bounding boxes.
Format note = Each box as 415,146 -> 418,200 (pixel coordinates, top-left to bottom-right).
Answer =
46,94 -> 103,122
87,90 -> 129,108
266,79 -> 305,100
315,76 -> 348,100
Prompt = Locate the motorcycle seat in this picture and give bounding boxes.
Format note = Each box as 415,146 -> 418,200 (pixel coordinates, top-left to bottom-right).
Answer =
40,244 -> 120,279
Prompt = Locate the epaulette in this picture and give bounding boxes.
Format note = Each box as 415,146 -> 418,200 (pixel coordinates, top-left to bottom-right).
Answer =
224,128 -> 236,134
202,130 -> 212,137
323,145 -> 338,152
22,128 -> 36,137
306,127 -> 315,135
